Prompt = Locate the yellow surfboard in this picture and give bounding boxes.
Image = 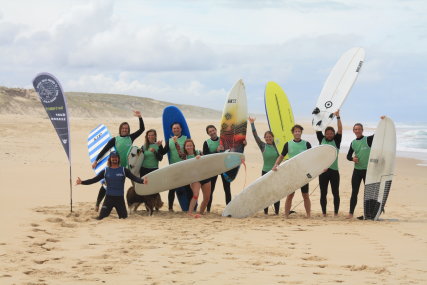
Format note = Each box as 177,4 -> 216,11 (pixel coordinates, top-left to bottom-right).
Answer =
264,81 -> 294,157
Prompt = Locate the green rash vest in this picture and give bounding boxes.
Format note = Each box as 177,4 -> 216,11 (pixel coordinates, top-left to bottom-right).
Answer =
115,136 -> 132,167
206,138 -> 220,153
321,138 -> 339,171
288,140 -> 308,158
186,150 -> 201,160
169,135 -> 187,164
142,144 -> 160,169
351,136 -> 371,170
263,144 -> 279,172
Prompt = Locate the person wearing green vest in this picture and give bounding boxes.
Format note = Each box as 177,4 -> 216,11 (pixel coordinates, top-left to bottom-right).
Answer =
139,129 -> 164,177
346,116 -> 385,219
272,124 -> 312,218
202,125 -> 231,212
316,110 -> 342,217
184,139 -> 212,217
91,110 -> 145,211
249,117 -> 280,215
161,122 -> 193,211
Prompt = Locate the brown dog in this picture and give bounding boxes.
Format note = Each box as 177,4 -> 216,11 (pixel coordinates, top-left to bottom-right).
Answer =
126,186 -> 163,216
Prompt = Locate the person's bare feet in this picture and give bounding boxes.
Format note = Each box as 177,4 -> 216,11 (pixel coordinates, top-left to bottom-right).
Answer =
95,205 -> 99,212
346,214 -> 353,219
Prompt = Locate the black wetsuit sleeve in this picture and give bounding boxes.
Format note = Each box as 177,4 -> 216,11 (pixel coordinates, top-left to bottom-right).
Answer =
347,143 -> 354,161
251,122 -> 266,152
281,142 -> 289,157
155,145 -> 164,161
306,141 -> 312,149
124,168 -> 144,184
367,135 -> 374,147
95,137 -> 116,162
316,131 -> 324,144
203,141 -> 210,155
161,143 -> 170,155
81,172 -> 105,185
334,133 -> 342,149
129,117 -> 145,142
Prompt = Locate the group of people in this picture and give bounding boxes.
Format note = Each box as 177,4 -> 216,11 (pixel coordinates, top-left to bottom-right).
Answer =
76,110 -> 381,220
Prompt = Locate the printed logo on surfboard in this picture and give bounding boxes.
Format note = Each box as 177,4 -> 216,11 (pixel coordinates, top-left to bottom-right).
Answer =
36,78 -> 59,104
227,99 -> 237,103
324,101 -> 333,109
356,61 -> 363,72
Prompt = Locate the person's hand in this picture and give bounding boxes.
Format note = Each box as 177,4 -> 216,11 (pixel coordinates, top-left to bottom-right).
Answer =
248,116 -> 255,123
92,161 -> 98,169
323,168 -> 328,173
353,156 -> 359,163
217,145 -> 224,151
149,148 -> 155,152
156,140 -> 163,146
196,155 -> 201,159
243,140 -> 247,146
334,110 -> 340,117
133,110 -> 142,118
76,177 -> 82,185
143,177 -> 148,184
173,136 -> 178,143
272,164 -> 278,171
380,115 -> 385,119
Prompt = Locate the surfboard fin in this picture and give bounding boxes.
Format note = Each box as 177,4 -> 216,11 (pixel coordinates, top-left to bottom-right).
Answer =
329,113 -> 334,119
312,107 -> 320,115
316,120 -> 322,126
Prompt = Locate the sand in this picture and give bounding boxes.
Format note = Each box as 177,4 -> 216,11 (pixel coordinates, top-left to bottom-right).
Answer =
0,114 -> 426,284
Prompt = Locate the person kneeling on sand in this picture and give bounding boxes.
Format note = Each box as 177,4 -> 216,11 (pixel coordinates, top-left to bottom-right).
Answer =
76,151 -> 147,220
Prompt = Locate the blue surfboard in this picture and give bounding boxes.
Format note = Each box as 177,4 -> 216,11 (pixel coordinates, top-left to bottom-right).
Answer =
162,106 -> 193,211
87,124 -> 115,183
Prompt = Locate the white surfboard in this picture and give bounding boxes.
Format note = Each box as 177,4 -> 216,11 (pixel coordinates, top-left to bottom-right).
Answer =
312,47 -> 365,131
127,146 -> 144,177
134,152 -> 245,195
222,145 -> 337,218
364,117 -> 396,220
87,124 -> 114,180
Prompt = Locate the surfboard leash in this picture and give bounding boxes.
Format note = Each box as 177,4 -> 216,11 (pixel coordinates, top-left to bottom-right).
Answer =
290,183 -> 320,213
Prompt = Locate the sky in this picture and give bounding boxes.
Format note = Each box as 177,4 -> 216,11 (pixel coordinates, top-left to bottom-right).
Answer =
0,0 -> 426,122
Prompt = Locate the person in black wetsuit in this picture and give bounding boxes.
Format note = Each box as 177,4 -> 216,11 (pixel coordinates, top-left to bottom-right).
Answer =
91,111 -> 145,211
316,110 -> 342,217
273,125 -> 312,218
346,116 -> 385,219
77,151 -> 147,220
202,125 -> 232,212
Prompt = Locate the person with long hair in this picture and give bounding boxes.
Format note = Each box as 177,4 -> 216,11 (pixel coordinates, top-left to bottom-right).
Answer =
140,129 -> 164,177
184,139 -> 211,217
249,117 -> 280,215
77,151 -> 147,220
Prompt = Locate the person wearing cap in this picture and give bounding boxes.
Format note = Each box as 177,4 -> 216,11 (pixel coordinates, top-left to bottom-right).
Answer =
91,110 -> 145,211
77,151 -> 147,220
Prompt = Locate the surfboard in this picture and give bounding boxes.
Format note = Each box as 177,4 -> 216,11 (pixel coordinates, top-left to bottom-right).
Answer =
364,117 -> 396,220
220,79 -> 248,182
162,105 -> 191,162
127,146 -> 144,177
264,81 -> 295,156
134,152 -> 245,195
312,47 -> 365,131
87,124 -> 115,182
222,145 -> 337,218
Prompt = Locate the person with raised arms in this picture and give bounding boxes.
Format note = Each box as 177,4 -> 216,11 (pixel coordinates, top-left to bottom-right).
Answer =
346,116 -> 385,219
91,111 -> 145,211
316,110 -> 342,217
249,117 -> 280,215
272,125 -> 312,218
161,122 -> 193,211
76,151 -> 147,220
202,125 -> 232,212
184,139 -> 212,217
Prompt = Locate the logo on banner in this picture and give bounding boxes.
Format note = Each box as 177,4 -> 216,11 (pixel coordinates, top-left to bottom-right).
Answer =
62,139 -> 68,144
36,78 -> 59,104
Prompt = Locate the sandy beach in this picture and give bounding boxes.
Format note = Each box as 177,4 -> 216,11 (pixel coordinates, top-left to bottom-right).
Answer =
1,114 -> 426,284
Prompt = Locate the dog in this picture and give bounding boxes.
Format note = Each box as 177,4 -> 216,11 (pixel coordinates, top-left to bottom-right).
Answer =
126,186 -> 163,216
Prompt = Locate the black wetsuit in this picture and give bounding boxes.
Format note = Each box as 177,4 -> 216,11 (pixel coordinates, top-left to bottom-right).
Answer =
203,138 -> 232,212
347,135 -> 374,215
316,132 -> 342,215
82,167 -> 144,220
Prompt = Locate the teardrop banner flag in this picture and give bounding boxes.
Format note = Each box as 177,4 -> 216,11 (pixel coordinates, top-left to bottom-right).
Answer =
32,72 -> 73,212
